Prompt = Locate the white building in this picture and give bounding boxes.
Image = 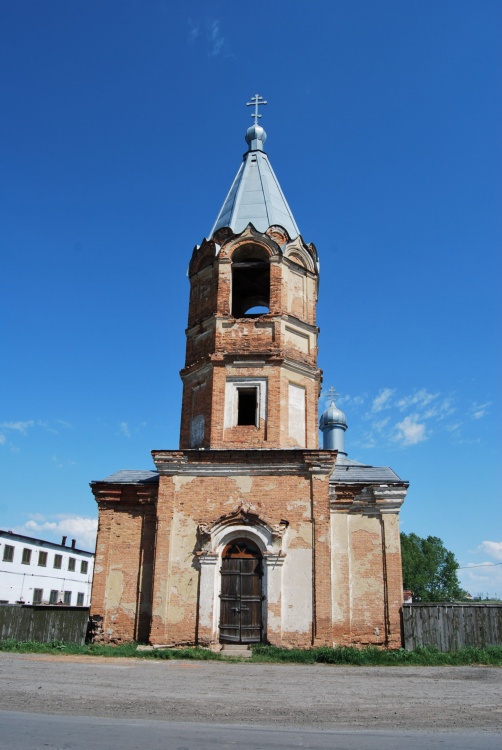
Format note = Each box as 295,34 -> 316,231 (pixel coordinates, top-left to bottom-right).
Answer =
0,530 -> 94,607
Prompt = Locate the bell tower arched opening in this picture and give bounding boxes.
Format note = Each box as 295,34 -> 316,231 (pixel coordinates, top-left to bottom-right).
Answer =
231,245 -> 270,317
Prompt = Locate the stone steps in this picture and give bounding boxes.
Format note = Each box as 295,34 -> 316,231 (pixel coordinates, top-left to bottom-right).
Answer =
219,644 -> 252,658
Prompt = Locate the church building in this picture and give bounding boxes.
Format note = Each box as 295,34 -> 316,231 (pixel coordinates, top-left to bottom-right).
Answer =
90,97 -> 408,649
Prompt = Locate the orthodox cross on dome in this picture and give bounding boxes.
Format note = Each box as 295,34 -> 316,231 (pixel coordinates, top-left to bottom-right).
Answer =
246,93 -> 267,124
325,386 -> 340,404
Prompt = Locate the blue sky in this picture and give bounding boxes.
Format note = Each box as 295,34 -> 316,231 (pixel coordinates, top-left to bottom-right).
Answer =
1,1 -> 500,596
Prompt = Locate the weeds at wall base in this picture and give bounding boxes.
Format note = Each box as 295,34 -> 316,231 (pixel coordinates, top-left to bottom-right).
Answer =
0,639 -> 501,666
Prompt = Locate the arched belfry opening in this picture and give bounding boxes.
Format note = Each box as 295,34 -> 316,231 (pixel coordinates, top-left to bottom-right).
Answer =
231,245 -> 270,317
220,538 -> 263,643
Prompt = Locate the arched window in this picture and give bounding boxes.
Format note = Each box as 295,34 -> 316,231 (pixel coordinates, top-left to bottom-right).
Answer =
231,245 -> 270,318
222,538 -> 262,559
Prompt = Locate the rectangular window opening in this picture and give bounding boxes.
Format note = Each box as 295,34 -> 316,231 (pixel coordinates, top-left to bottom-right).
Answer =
68,557 -> 76,572
63,591 -> 71,605
77,592 -> 84,606
33,589 -> 43,604
237,387 -> 258,426
22,548 -> 32,565
49,590 -> 58,605
80,561 -> 88,575
54,554 -> 62,569
3,545 -> 14,562
38,551 -> 48,567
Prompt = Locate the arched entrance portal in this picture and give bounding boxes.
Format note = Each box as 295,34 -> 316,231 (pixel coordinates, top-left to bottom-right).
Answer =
219,539 -> 263,644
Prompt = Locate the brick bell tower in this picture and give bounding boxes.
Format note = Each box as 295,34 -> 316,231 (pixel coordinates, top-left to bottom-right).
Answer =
146,96 -> 338,648
180,100 -> 321,451
90,96 -> 407,651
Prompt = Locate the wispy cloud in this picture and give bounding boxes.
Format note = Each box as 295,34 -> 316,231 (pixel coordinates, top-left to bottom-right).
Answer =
393,414 -> 427,445
396,389 -> 439,411
339,393 -> 367,407
371,388 -> 395,413
1,420 -> 35,434
14,514 -> 98,552
188,19 -> 199,41
115,420 -> 146,438
0,419 -> 73,447
207,19 -> 224,56
187,17 -> 226,56
51,455 -> 77,469
471,401 -> 491,420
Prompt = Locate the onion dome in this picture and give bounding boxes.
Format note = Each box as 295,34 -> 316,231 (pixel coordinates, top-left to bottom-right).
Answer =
319,390 -> 348,454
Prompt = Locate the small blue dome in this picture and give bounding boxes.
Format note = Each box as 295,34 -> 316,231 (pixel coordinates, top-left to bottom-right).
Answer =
319,401 -> 347,429
319,391 -> 348,453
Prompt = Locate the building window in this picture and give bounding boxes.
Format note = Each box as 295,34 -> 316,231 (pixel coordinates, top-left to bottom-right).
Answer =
38,551 -> 48,567
224,378 -> 267,430
3,545 -> 14,562
68,557 -> 76,572
49,590 -> 58,604
63,591 -> 71,605
22,548 -> 32,565
33,589 -> 43,604
77,592 -> 85,606
80,560 -> 88,574
237,387 -> 258,426
53,554 -> 62,569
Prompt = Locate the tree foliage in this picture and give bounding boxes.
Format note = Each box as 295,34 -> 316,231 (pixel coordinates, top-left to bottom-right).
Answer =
400,532 -> 464,602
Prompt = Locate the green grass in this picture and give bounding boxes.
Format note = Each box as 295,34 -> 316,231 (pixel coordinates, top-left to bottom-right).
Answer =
0,639 -> 224,660
250,644 -> 502,666
1,639 -> 501,665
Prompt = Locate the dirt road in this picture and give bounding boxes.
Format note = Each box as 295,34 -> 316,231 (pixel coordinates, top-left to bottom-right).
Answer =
1,653 -> 501,732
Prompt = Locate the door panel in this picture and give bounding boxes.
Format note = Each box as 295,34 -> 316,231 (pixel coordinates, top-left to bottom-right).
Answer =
220,554 -> 262,643
220,558 -> 241,643
239,558 -> 262,642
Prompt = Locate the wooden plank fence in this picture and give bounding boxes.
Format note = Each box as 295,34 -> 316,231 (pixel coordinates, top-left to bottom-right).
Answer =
402,603 -> 502,651
0,604 -> 90,645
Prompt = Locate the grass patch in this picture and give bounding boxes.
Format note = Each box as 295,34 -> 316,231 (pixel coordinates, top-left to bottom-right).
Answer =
0,639 -> 223,660
1,639 -> 501,666
250,644 -> 502,666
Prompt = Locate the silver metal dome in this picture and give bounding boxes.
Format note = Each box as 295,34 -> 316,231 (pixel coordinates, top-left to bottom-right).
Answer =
245,124 -> 267,151
319,390 -> 348,453
319,401 -> 347,429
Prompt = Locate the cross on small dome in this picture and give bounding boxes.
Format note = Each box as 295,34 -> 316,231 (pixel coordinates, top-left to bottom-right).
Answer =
246,94 -> 267,125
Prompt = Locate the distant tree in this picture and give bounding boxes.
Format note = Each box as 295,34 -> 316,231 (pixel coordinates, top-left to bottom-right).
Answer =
400,532 -> 464,602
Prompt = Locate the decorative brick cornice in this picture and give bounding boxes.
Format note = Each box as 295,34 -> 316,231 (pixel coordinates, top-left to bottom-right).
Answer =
152,448 -> 335,477
330,483 -> 407,513
90,484 -> 158,506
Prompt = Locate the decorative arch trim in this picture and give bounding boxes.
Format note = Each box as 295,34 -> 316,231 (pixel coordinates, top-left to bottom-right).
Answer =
198,506 -> 287,556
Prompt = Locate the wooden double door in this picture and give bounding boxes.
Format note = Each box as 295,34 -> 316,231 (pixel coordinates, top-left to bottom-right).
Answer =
219,539 -> 263,644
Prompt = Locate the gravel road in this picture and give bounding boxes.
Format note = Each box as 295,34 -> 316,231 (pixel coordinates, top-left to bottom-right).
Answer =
1,653 -> 501,733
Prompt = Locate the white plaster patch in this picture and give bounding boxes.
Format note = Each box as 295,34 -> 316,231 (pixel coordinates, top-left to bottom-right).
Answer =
281,549 -> 312,633
173,475 -> 196,490
233,475 -> 253,494
106,569 -> 124,609
288,382 -> 306,447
